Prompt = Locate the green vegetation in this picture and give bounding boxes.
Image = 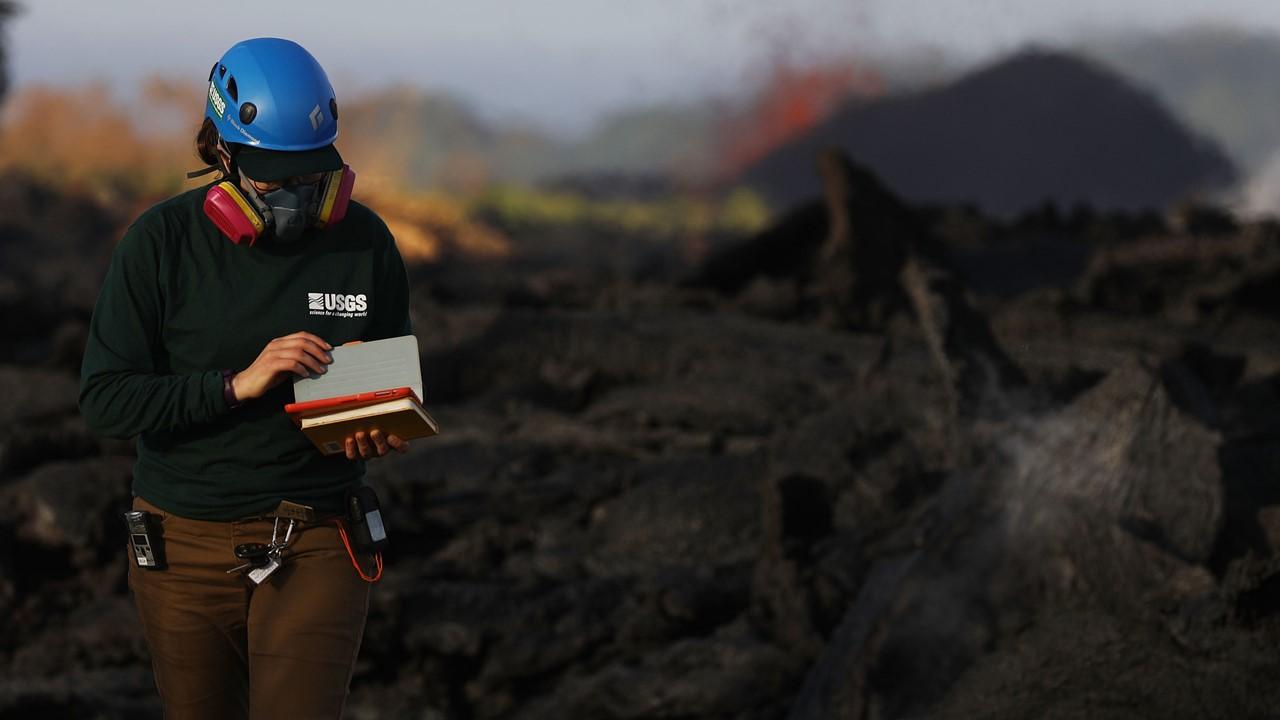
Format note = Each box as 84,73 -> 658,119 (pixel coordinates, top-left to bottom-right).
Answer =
469,185 -> 769,238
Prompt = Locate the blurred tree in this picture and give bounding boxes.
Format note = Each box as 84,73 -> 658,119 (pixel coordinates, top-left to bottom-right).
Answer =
0,1 -> 16,106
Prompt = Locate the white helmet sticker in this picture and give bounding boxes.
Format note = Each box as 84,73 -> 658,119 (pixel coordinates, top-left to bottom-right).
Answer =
208,81 -> 227,118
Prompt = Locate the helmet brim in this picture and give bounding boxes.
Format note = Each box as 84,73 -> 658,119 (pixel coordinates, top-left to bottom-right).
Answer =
234,143 -> 343,182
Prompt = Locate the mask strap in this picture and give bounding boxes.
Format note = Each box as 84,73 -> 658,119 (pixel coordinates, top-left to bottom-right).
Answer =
217,138 -> 241,179
186,165 -> 220,179
242,183 -> 275,232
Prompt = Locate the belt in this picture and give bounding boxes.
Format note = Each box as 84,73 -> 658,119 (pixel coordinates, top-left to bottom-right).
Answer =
239,500 -> 341,525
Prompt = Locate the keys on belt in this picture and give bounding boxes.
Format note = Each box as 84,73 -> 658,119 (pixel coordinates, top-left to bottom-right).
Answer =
226,514 -> 297,585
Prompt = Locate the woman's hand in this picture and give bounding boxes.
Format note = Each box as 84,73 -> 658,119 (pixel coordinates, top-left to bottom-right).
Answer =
345,428 -> 409,460
339,342 -> 405,459
230,331 -> 332,402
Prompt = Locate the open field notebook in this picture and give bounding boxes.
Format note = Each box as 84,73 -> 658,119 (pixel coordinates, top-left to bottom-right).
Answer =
289,336 -> 439,455
292,335 -> 423,404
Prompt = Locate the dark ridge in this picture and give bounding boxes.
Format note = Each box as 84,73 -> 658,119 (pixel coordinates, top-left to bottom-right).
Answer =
687,154 -> 920,298
740,49 -> 1237,216
1084,26 -> 1280,174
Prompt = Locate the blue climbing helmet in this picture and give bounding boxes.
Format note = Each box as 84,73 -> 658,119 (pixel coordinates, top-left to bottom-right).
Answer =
205,37 -> 339,152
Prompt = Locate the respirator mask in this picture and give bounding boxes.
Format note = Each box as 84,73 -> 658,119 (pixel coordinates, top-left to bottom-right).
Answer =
259,182 -> 320,243
200,164 -> 356,247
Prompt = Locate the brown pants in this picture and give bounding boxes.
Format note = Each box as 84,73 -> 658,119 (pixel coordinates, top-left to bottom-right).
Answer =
127,496 -> 372,720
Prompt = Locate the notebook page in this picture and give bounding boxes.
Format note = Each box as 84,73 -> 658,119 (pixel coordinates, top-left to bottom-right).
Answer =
291,335 -> 423,403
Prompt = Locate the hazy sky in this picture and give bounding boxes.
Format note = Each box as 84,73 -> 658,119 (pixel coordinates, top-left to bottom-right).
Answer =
6,0 -> 1280,134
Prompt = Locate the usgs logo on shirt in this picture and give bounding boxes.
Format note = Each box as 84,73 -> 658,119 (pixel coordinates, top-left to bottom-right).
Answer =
308,292 -> 369,318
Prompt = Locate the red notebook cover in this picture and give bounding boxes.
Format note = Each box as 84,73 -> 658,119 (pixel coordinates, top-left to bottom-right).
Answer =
284,386 -> 420,424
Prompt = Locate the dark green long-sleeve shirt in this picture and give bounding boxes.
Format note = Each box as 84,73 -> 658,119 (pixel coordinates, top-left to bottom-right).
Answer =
80,184 -> 411,520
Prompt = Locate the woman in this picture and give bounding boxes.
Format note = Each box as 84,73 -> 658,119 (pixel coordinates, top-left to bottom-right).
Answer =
79,37 -> 409,719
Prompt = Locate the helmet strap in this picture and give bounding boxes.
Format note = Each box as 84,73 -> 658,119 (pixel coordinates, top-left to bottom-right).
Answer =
187,137 -> 240,181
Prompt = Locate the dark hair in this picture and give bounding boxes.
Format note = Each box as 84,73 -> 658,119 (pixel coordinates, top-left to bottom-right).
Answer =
195,117 -> 223,170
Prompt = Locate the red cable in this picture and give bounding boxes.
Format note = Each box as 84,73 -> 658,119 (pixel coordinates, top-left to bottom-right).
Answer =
334,519 -> 383,583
